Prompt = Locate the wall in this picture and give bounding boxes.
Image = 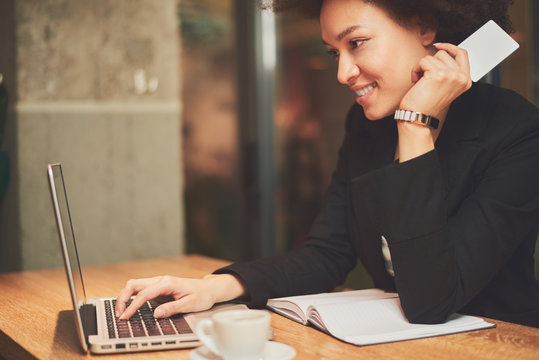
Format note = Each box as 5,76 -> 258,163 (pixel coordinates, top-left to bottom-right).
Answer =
0,0 -> 184,271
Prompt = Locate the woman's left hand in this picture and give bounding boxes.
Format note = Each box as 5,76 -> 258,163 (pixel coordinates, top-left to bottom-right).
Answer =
396,43 -> 472,162
399,42 -> 472,119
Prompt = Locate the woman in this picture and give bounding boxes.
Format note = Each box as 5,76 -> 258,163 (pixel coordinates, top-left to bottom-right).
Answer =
116,0 -> 539,327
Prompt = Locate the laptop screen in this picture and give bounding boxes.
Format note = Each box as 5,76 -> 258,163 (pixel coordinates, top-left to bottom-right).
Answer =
48,163 -> 87,307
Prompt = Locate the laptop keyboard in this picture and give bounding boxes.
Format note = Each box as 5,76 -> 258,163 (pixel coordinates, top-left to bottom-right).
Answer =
104,299 -> 193,339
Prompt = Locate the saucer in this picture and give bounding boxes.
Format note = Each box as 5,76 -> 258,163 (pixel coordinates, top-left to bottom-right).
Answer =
190,341 -> 296,360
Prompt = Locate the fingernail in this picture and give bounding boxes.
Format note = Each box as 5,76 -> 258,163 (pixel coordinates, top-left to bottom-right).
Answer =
154,309 -> 164,318
116,310 -> 120,318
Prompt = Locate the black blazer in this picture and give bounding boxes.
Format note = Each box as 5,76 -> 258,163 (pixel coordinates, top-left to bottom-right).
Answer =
216,82 -> 539,327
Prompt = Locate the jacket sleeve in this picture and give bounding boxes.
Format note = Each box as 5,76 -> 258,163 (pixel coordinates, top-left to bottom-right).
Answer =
214,113 -> 359,308
351,107 -> 539,324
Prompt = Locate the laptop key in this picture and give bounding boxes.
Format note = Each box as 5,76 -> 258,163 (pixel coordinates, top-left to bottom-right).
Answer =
104,300 -> 116,338
170,315 -> 193,334
117,319 -> 131,338
130,316 -> 146,337
157,318 -> 177,335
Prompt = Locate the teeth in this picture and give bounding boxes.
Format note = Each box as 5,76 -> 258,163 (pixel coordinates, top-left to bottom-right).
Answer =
356,82 -> 377,97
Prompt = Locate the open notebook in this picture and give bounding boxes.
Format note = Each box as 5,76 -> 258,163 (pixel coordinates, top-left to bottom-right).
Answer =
267,289 -> 495,346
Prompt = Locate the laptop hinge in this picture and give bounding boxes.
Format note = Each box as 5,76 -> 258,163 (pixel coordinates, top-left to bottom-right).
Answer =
80,303 -> 98,344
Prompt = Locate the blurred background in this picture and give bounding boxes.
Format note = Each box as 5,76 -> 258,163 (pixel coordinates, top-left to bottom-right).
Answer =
0,0 -> 537,288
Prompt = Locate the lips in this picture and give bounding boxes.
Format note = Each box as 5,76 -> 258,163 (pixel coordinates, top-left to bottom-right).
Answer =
355,82 -> 377,97
353,82 -> 377,106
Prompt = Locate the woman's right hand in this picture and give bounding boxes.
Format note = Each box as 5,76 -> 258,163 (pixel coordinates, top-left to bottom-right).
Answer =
115,273 -> 246,320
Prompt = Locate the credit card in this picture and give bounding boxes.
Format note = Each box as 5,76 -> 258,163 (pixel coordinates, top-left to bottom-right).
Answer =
458,20 -> 519,82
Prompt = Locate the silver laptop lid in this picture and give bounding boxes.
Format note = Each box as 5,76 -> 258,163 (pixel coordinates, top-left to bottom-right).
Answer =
47,163 -> 90,352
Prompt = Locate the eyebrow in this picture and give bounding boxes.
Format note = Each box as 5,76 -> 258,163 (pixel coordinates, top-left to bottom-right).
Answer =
338,25 -> 362,41
322,25 -> 362,46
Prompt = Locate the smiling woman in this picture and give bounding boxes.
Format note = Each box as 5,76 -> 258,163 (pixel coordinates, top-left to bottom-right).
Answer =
115,0 -> 539,329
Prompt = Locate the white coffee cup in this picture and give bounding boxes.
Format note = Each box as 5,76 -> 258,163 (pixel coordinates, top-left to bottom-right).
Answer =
195,309 -> 271,360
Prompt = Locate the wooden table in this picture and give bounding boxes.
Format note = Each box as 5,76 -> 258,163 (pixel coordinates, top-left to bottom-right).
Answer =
0,255 -> 538,359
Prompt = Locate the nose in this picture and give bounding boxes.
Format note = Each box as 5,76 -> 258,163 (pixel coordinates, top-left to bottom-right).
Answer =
337,53 -> 360,85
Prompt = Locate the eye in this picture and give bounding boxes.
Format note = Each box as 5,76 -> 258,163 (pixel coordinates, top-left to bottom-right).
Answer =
350,38 -> 367,49
326,49 -> 339,60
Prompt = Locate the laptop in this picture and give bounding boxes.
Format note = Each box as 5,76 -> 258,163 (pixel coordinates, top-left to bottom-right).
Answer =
47,163 -> 247,354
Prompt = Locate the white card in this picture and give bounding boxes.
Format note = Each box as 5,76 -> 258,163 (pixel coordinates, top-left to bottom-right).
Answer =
458,20 -> 519,82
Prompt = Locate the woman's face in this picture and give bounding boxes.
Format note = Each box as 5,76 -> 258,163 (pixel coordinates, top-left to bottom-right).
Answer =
320,0 -> 435,120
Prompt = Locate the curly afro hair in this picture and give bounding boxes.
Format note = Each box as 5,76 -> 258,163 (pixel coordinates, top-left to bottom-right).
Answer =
260,0 -> 514,44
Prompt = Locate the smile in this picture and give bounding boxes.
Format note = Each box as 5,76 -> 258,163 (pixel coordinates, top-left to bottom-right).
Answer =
355,82 -> 377,97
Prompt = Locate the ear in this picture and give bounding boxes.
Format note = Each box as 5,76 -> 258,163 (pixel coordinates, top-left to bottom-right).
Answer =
412,16 -> 437,46
419,26 -> 437,46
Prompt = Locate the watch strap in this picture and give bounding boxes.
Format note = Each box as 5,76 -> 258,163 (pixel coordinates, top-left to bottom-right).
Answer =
394,109 -> 439,130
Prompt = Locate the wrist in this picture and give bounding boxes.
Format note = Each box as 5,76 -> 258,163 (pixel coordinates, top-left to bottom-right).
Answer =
203,273 -> 247,303
396,122 -> 434,162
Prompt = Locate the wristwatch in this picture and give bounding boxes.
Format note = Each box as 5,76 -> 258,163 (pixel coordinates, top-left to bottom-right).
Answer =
394,109 -> 439,130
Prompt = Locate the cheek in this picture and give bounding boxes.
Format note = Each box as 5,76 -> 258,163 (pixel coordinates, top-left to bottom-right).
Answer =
376,58 -> 415,98
380,52 -> 411,83
371,39 -> 422,86
354,49 -> 381,75
357,48 -> 405,86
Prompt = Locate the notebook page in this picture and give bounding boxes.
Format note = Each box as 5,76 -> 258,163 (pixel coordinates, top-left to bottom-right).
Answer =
307,298 -> 493,345
269,289 -> 397,320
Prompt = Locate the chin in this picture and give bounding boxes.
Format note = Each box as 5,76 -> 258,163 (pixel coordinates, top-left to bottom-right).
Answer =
363,108 -> 391,121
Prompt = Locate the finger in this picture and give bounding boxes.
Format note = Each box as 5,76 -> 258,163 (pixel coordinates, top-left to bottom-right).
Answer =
120,284 -> 165,319
115,279 -> 138,317
153,298 -> 188,318
119,277 -> 181,319
115,278 -> 154,317
411,55 -> 442,83
433,49 -> 460,69
433,42 -> 461,57
410,56 -> 432,83
434,42 -> 470,69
